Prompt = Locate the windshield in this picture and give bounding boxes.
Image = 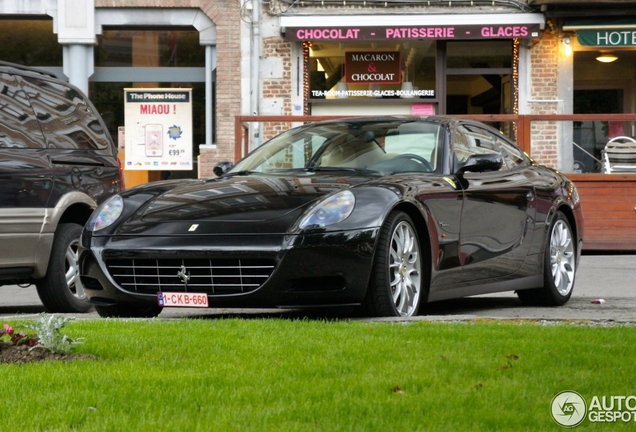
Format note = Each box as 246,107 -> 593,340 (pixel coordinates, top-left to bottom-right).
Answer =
230,120 -> 445,175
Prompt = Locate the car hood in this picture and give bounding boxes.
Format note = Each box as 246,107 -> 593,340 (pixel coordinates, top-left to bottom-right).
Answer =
116,174 -> 368,235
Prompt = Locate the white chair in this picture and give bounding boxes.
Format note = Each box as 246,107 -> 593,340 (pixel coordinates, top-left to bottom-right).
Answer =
602,136 -> 636,173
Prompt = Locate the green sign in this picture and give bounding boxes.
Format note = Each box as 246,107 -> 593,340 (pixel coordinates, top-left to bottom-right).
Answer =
578,29 -> 636,47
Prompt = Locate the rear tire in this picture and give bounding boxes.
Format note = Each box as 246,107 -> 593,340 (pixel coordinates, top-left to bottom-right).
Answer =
36,223 -> 92,313
517,211 -> 576,306
95,304 -> 162,318
364,211 -> 423,317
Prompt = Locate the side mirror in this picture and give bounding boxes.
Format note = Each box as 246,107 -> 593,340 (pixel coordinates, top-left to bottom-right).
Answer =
213,161 -> 234,177
457,153 -> 503,174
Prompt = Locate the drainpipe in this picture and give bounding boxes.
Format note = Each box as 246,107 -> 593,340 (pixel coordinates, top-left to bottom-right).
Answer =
250,0 -> 261,152
205,45 -> 217,147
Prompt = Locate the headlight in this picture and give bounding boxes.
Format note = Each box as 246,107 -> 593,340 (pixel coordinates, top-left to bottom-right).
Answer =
86,195 -> 124,232
299,190 -> 355,229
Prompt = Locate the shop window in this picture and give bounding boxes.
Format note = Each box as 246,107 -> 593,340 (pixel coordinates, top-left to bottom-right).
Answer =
0,19 -> 62,66
91,81 -> 205,177
447,74 -> 512,115
95,30 -> 205,67
572,49 -> 636,172
92,28 -> 206,180
446,41 -> 512,69
445,41 -> 512,116
308,40 -> 436,99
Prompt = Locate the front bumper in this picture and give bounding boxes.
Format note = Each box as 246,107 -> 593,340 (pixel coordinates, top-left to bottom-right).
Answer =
79,228 -> 378,309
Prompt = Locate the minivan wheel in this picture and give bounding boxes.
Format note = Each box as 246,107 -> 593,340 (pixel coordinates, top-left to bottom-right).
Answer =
36,223 -> 92,313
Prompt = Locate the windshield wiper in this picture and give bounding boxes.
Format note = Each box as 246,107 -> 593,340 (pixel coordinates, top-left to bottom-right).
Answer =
304,166 -> 380,175
224,170 -> 254,177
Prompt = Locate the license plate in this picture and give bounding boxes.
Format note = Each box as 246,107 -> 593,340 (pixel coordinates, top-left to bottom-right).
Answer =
157,292 -> 209,308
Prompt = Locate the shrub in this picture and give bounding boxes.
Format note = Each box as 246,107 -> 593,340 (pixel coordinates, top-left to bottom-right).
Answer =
25,313 -> 84,354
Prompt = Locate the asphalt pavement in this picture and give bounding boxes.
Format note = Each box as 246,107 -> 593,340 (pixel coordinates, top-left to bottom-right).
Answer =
0,253 -> 634,322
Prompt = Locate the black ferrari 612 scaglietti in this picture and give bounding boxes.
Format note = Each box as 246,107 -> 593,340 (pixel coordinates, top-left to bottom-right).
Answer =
79,116 -> 583,318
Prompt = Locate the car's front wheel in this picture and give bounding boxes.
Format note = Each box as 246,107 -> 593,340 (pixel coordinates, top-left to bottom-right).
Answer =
364,211 -> 423,317
517,211 -> 576,306
95,304 -> 163,318
36,223 -> 92,313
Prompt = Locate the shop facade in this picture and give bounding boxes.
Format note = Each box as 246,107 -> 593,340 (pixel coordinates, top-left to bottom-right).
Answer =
283,14 -> 543,118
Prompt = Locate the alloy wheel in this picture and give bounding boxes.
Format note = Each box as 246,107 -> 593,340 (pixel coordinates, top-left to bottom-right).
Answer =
65,238 -> 86,300
388,221 -> 422,316
549,219 -> 575,296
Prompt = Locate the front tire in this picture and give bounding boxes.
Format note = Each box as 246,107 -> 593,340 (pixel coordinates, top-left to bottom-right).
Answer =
364,211 -> 423,317
36,223 -> 92,313
95,304 -> 163,318
517,211 -> 576,306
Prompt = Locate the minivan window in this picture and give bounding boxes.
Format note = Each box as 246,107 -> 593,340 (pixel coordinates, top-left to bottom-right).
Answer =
16,75 -> 109,150
0,73 -> 46,149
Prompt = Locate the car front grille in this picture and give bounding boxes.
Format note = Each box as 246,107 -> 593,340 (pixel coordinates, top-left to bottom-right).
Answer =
105,258 -> 276,295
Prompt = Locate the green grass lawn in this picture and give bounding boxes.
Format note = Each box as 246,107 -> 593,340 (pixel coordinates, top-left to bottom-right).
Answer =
1,317 -> 634,431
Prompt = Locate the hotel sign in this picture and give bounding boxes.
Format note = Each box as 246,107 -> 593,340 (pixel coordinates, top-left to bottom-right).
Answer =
285,24 -> 541,41
345,51 -> 401,84
577,29 -> 636,47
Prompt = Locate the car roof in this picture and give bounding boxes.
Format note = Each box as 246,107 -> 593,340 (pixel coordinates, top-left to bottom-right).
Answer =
0,61 -> 59,79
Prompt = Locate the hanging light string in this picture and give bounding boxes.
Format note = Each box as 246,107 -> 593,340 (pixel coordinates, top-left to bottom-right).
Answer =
513,37 -> 519,141
303,41 -> 311,115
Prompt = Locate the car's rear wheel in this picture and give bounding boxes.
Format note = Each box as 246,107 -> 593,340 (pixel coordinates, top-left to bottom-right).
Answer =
95,304 -> 163,318
517,211 -> 576,306
364,211 -> 423,317
36,223 -> 92,313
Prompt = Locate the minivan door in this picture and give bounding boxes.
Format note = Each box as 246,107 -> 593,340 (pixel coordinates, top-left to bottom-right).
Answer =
0,72 -> 52,274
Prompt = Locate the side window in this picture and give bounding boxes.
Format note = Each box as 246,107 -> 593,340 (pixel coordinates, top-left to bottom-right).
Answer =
453,124 -> 506,171
497,137 -> 528,169
16,75 -> 109,150
381,123 -> 442,170
384,133 -> 437,160
0,73 -> 46,149
452,127 -> 472,169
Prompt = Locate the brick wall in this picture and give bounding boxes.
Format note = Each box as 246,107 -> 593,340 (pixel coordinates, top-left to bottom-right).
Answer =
199,0 -> 243,176
529,31 -> 559,168
261,37 -> 294,141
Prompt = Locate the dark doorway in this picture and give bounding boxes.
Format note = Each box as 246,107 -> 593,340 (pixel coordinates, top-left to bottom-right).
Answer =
572,89 -> 623,172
